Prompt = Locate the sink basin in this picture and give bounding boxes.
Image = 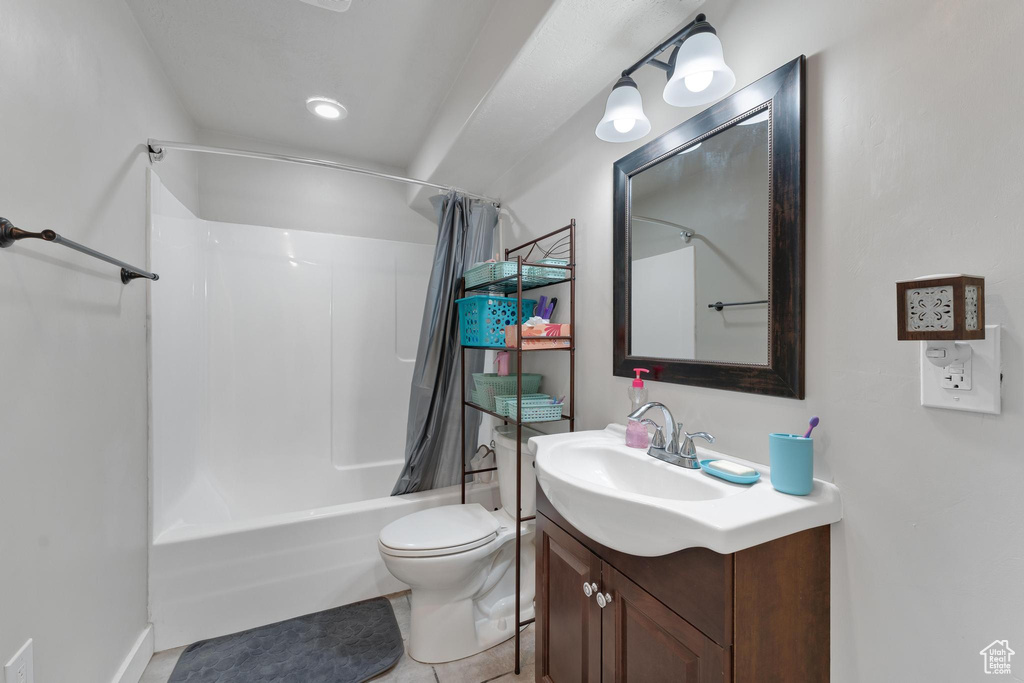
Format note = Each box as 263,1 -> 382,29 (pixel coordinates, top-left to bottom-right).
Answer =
532,425 -> 842,556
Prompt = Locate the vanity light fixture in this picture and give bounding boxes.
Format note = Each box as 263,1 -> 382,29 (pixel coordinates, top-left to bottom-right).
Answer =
595,13 -> 735,142
595,76 -> 652,142
306,97 -> 348,120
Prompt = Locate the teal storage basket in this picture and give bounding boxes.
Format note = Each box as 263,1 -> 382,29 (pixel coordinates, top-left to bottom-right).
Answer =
494,393 -> 550,417
472,373 -> 543,399
464,259 -> 569,290
525,258 -> 569,284
457,296 -> 538,348
505,398 -> 564,423
464,262 -> 519,289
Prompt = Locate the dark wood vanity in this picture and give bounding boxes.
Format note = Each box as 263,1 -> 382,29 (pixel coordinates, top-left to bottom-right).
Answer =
536,489 -> 829,682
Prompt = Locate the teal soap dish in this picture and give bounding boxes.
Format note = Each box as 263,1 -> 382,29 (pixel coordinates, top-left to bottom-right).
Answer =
699,459 -> 761,485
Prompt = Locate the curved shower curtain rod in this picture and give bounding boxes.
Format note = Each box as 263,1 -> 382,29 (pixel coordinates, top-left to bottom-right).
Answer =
147,139 -> 501,206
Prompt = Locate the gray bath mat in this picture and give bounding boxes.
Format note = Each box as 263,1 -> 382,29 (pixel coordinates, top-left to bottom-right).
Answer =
168,597 -> 403,683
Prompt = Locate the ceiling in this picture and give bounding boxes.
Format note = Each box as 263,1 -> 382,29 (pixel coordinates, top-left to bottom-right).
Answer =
126,0 -> 498,167
405,0 -> 707,206
127,0 -> 714,204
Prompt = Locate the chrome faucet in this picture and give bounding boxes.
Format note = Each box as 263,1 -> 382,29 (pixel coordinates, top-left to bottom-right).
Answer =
628,401 -> 677,449
627,402 -> 703,469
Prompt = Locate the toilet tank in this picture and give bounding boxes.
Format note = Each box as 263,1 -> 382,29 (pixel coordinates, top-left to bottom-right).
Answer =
492,425 -> 541,519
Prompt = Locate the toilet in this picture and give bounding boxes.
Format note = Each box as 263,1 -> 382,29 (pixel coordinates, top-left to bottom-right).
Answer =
378,425 -> 539,663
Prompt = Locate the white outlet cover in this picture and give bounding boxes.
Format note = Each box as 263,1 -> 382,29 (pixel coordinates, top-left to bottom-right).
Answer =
4,639 -> 33,683
921,324 -> 1001,414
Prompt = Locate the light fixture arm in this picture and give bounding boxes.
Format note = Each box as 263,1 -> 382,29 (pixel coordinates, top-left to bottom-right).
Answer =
621,14 -> 717,79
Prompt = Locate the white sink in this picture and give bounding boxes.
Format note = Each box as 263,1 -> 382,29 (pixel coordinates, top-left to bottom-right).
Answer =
532,425 -> 842,557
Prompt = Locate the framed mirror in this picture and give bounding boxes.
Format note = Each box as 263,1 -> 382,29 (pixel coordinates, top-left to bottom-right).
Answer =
613,56 -> 805,398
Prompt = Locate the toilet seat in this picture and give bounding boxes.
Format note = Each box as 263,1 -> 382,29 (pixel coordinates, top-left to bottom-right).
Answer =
379,504 -> 501,558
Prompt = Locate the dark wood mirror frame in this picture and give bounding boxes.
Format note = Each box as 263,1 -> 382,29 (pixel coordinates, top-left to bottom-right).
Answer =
613,56 -> 805,398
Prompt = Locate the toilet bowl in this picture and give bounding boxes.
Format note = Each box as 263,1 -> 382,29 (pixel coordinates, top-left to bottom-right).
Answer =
378,425 -> 539,663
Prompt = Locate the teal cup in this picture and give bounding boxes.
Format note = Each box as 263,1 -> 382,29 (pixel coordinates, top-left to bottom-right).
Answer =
769,433 -> 814,496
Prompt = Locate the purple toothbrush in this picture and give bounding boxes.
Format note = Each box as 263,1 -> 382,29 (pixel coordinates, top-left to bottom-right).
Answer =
803,416 -> 819,438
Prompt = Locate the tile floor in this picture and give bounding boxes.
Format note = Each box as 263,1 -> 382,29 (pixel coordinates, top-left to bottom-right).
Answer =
140,592 -> 535,683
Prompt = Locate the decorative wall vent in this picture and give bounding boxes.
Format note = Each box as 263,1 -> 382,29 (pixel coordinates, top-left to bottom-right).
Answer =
896,274 -> 985,341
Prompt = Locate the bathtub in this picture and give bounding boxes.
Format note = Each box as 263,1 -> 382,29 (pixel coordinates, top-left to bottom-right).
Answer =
150,479 -> 499,650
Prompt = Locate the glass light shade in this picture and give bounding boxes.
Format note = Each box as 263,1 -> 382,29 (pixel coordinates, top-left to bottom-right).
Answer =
595,79 -> 651,142
663,32 -> 736,107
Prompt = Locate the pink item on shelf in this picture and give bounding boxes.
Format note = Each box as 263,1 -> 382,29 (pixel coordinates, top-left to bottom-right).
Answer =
494,351 -> 511,376
625,419 -> 649,449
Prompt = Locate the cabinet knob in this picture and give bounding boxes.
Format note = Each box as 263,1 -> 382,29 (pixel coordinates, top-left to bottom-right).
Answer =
583,581 -> 598,598
596,592 -> 612,608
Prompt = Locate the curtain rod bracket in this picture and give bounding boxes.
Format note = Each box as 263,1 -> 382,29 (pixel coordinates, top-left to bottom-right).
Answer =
122,268 -> 158,284
148,144 -> 165,163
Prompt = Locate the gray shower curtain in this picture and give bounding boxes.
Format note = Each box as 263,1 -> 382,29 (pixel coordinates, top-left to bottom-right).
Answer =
392,191 -> 497,495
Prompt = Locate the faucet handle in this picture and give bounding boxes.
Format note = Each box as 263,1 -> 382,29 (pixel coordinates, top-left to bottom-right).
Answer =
680,431 -> 715,457
642,420 -> 666,449
685,431 -> 715,444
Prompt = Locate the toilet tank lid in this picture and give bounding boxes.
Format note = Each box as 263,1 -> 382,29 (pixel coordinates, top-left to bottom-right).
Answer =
379,503 -> 500,552
493,424 -> 543,451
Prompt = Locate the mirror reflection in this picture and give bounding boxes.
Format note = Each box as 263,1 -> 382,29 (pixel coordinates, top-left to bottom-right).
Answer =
629,111 -> 770,365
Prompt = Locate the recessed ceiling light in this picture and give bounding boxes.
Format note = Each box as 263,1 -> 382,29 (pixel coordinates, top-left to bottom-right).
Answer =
298,0 -> 352,12
306,97 -> 347,120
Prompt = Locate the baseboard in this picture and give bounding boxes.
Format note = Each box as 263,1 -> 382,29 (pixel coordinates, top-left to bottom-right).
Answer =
111,625 -> 154,683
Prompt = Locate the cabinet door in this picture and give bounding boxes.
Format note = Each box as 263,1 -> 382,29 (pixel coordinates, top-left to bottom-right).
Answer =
602,563 -> 728,683
536,514 -> 602,683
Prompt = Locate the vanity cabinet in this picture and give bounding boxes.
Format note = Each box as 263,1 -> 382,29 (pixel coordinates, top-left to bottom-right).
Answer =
536,491 -> 829,683
536,517 -> 602,683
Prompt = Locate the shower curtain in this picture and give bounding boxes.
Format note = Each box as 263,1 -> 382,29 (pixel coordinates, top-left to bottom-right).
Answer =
392,191 -> 498,495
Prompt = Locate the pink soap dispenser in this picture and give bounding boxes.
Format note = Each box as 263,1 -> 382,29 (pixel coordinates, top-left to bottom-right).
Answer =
625,368 -> 650,449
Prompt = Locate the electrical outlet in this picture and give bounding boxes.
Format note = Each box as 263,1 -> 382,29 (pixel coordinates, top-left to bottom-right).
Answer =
940,354 -> 972,390
921,324 -> 1001,414
4,639 -> 33,683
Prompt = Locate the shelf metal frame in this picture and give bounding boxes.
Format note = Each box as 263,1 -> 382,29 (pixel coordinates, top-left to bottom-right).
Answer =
459,219 -> 575,675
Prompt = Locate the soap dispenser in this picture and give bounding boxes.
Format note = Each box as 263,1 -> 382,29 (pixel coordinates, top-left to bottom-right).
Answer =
625,368 -> 651,449
628,368 -> 650,411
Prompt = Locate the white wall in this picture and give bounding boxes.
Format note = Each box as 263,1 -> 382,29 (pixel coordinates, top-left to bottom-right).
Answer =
488,0 -> 1024,679
195,130 -> 438,243
0,0 -> 197,681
